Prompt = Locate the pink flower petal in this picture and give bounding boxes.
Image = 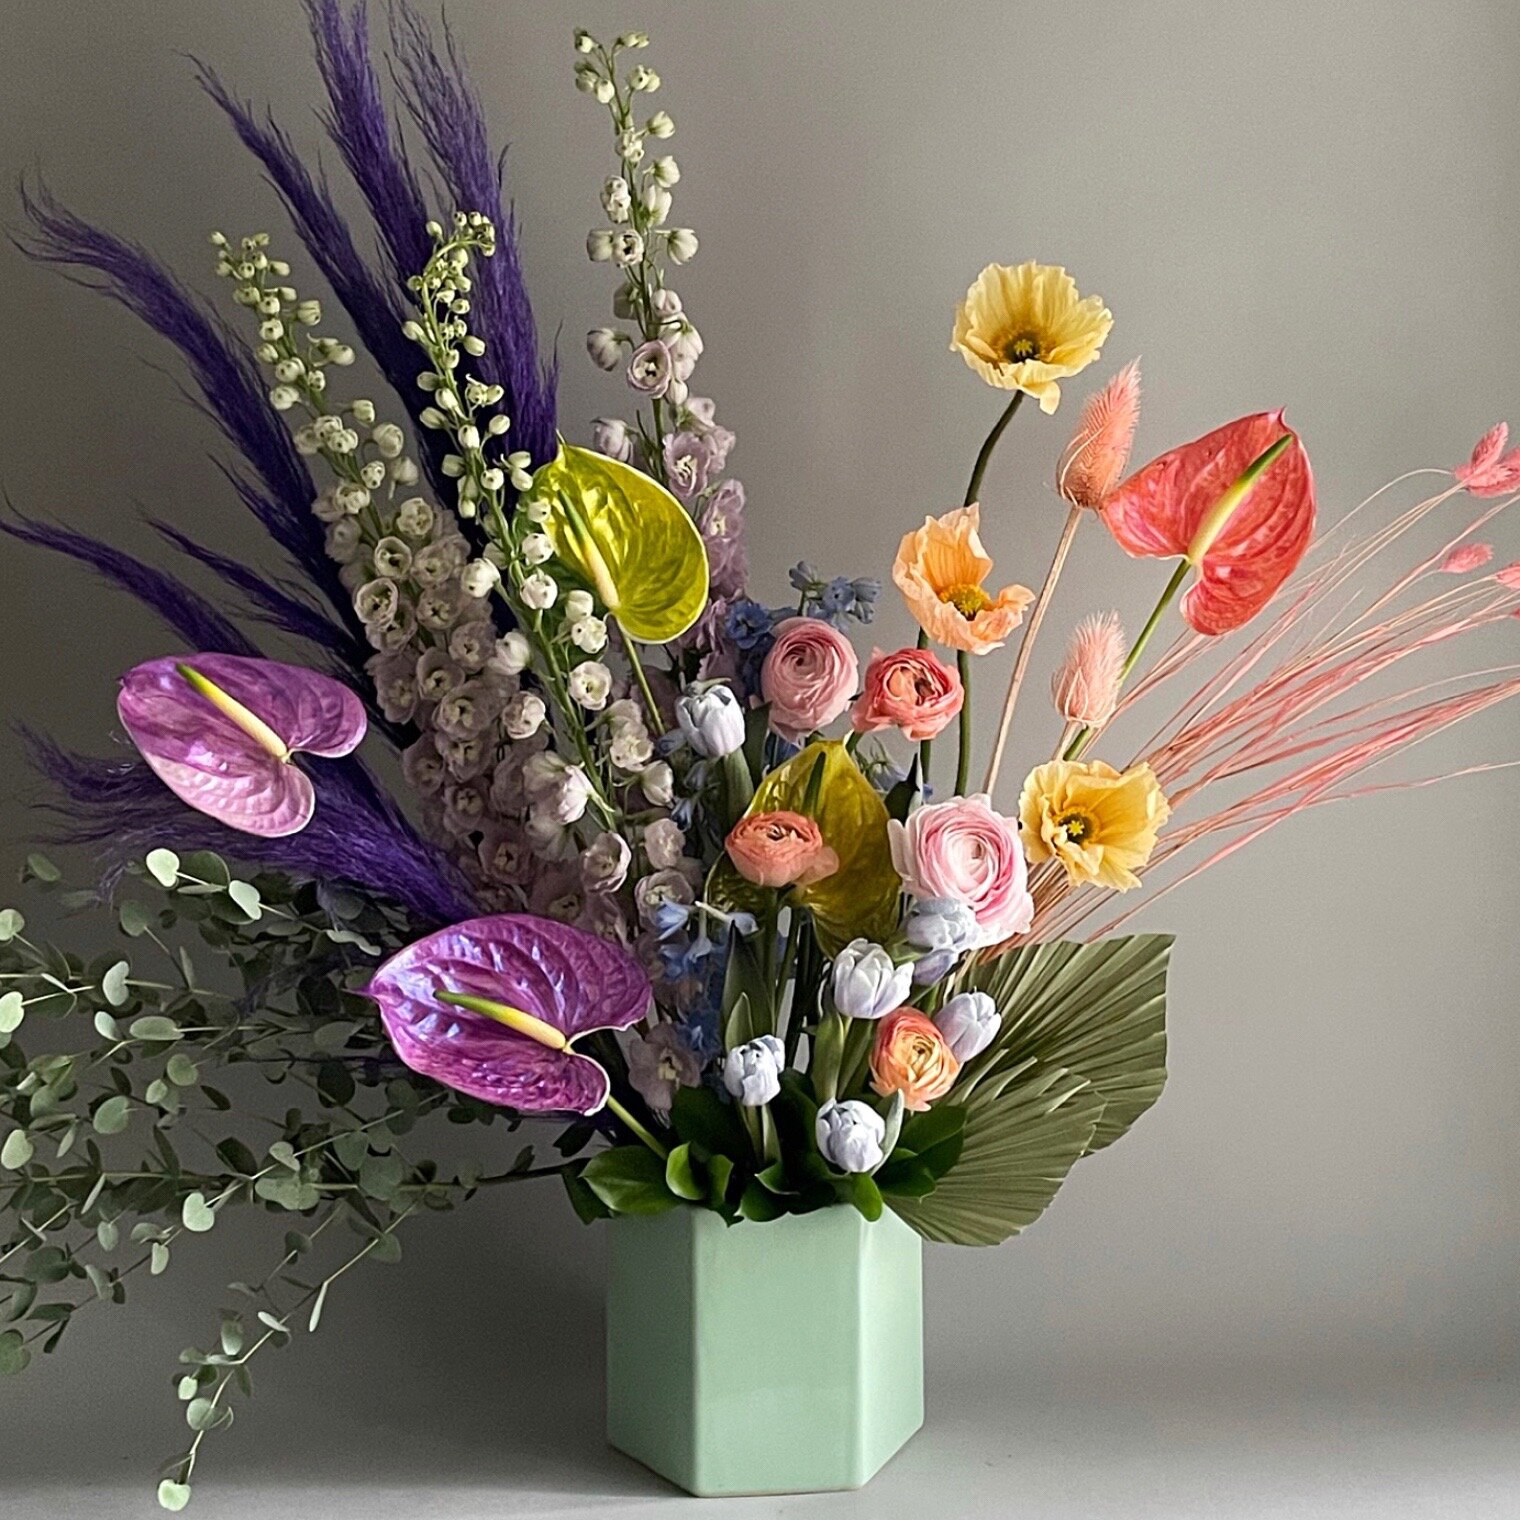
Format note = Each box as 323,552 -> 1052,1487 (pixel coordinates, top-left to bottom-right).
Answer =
364,915 -> 652,1115
1455,424 -> 1520,498
1496,563 -> 1520,590
1101,410 -> 1316,636
117,654 -> 366,837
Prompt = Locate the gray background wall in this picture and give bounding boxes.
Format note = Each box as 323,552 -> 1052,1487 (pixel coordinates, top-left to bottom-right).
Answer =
1,2 -> 1517,1515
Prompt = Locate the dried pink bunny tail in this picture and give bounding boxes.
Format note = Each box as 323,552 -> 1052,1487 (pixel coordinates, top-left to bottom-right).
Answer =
1051,612 -> 1126,726
1057,359 -> 1141,510
1440,543 -> 1494,574
1455,423 -> 1520,498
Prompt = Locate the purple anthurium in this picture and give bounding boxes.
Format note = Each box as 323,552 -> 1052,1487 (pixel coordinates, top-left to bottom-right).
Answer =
363,914 -> 655,1119
117,653 -> 366,838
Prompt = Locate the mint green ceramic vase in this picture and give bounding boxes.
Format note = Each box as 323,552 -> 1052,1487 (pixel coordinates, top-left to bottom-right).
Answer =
605,1205 -> 923,1496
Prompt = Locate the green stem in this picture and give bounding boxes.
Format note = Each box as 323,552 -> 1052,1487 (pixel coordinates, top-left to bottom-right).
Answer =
605,1094 -> 669,1159
963,391 -> 1025,507
1064,557 -> 1190,760
617,620 -> 664,731
955,651 -> 973,794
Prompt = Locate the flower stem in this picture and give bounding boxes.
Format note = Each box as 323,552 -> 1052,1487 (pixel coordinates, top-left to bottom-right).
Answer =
955,652 -> 973,794
984,504 -> 1084,799
617,619 -> 665,732
1064,556 -> 1190,760
963,391 -> 1026,507
605,1094 -> 669,1158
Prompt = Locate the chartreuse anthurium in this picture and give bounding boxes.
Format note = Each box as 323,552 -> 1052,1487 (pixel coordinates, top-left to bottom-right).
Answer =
713,741 -> 899,954
117,654 -> 366,837
523,440 -> 710,642
364,914 -> 660,1141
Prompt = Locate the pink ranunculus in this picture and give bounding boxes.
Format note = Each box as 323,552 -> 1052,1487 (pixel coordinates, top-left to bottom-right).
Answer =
726,810 -> 840,890
851,647 -> 964,742
760,617 -> 859,743
888,795 -> 1033,943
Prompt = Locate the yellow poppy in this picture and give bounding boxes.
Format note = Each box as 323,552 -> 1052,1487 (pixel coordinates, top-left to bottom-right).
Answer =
952,262 -> 1112,414
1019,759 -> 1168,891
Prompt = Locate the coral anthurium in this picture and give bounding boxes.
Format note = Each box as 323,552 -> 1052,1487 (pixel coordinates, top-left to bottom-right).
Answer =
117,654 -> 366,837
1101,410 -> 1316,635
364,914 -> 652,1116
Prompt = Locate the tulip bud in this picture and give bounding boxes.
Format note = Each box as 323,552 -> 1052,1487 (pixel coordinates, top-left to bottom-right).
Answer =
902,896 -> 979,953
933,991 -> 1000,1062
675,683 -> 745,758
815,1099 -> 886,1173
722,1035 -> 785,1106
830,939 -> 914,1021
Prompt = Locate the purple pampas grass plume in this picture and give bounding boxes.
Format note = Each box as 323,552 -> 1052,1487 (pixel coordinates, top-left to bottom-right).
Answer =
305,0 -> 433,290
25,733 -> 477,929
388,1 -> 557,476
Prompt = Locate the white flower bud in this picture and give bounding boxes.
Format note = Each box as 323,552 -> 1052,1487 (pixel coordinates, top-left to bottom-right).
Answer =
816,1100 -> 886,1174
666,228 -> 698,264
586,228 -> 617,262
268,385 -> 300,411
723,1035 -> 785,1107
371,422 -> 406,458
629,65 -> 660,92
492,630 -> 532,676
390,456 -> 420,485
647,110 -> 675,139
675,683 -> 745,758
564,590 -> 595,620
652,155 -> 680,187
460,559 -> 502,598
295,300 -> 322,325
831,940 -> 914,1021
586,328 -> 625,371
503,690 -> 547,740
569,615 -> 608,653
273,357 -> 304,384
396,497 -> 435,539
419,406 -> 448,429
520,570 -> 558,609
569,660 -> 613,710
524,499 -> 552,525
641,183 -> 672,224
601,177 -> 632,223
352,399 -> 377,424
639,760 -> 674,805
612,230 -> 645,266
934,991 -> 1000,1063
520,533 -> 554,566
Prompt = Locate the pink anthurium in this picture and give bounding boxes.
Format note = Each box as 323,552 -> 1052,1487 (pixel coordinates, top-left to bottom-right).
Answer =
117,654 -> 366,837
364,914 -> 653,1117
1101,410 -> 1316,635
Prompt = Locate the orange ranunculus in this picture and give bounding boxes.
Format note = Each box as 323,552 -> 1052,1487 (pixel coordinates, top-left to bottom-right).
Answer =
870,1008 -> 960,1112
725,810 -> 839,890
891,505 -> 1034,655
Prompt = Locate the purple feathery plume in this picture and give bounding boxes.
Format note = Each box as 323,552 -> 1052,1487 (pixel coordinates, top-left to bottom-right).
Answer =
305,0 -> 433,290
194,64 -> 454,498
26,734 -> 476,928
2,512 -> 262,657
388,2 -> 558,475
12,183 -> 352,618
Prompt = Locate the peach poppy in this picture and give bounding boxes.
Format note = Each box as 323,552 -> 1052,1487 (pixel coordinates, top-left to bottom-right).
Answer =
892,505 -> 1034,654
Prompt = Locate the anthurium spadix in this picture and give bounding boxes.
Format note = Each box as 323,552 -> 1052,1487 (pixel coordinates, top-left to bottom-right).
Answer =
523,440 -> 710,642
364,914 -> 653,1115
117,654 -> 366,837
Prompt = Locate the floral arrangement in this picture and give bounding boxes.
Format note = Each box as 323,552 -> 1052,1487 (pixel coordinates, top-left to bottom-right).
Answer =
4,7 -> 1519,1510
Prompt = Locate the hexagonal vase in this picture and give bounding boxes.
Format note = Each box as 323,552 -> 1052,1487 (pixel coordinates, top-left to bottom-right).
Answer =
605,1205 -> 923,1496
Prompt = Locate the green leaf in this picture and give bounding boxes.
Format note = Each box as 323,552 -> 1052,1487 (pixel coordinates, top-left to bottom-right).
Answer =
227,880 -> 262,920
890,1063 -> 1104,1246
129,1015 -> 181,1042
118,899 -> 153,938
157,1481 -> 192,1513
25,853 -> 60,883
526,440 -> 710,642
150,1243 -> 170,1275
707,1153 -> 736,1209
358,1152 -> 405,1201
100,960 -> 131,1007
165,1054 -> 199,1088
810,1011 -> 846,1104
669,1085 -> 748,1160
0,908 -> 25,941
180,1192 -> 216,1233
896,1105 -> 967,1179
308,1280 -> 329,1334
368,1231 -> 403,1265
1,1129 -> 34,1170
145,849 -> 181,887
219,1317 -> 243,1357
267,1141 -> 299,1171
186,1396 -> 217,1431
956,934 -> 1172,1153
562,1166 -> 612,1224
737,1179 -> 786,1222
664,1142 -> 704,1201
0,1329 -> 31,1375
92,1095 -> 132,1136
581,1145 -> 679,1215
256,1311 -> 289,1334
93,1010 -> 120,1041
0,993 -> 23,1035
845,1172 -> 884,1221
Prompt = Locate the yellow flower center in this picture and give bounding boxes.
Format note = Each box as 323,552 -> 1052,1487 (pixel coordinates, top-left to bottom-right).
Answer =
941,583 -> 991,619
1055,810 -> 1095,846
1003,333 -> 1042,365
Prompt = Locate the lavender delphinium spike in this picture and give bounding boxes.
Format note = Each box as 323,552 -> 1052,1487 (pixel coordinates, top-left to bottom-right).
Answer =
194,65 -> 454,498
389,1 -> 558,474
26,733 -> 476,928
